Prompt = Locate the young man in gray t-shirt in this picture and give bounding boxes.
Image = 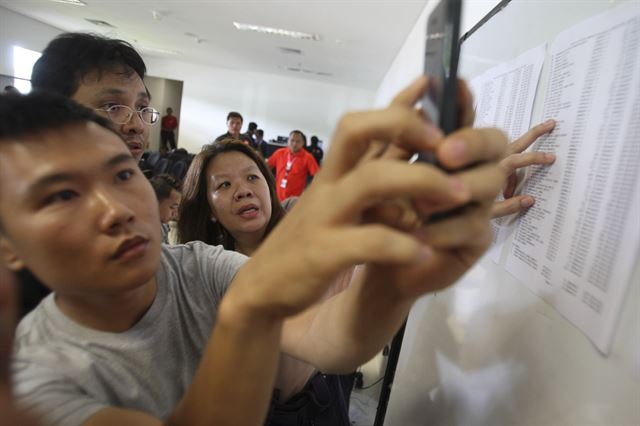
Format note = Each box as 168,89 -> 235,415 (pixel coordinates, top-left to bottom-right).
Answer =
0,79 -> 508,426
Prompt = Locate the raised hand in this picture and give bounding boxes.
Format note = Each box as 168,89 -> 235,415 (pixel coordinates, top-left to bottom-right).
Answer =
491,119 -> 556,218
227,76 -> 507,318
356,78 -> 509,298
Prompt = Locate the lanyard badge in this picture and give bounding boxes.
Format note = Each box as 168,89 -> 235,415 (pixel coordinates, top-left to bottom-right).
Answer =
282,153 -> 295,189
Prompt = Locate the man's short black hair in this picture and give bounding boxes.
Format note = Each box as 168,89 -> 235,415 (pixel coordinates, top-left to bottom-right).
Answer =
256,129 -> 264,137
289,129 -> 307,144
248,121 -> 257,131
226,111 -> 243,122
31,32 -> 147,98
0,91 -> 116,143
150,174 -> 181,202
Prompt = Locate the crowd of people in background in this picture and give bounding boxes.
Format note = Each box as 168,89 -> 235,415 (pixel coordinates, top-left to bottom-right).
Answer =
211,109 -> 325,169
0,31 -> 557,426
142,102 -> 329,206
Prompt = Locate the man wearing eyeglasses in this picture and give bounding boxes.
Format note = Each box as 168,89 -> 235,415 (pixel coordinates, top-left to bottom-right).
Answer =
17,33 -> 160,319
31,33 -> 159,162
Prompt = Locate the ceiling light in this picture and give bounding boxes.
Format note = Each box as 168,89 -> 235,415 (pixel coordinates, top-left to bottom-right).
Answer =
151,10 -> 166,21
233,22 -> 321,41
51,0 -> 86,5
139,46 -> 182,56
279,47 -> 303,55
185,32 -> 206,44
283,67 -> 332,77
85,18 -> 116,28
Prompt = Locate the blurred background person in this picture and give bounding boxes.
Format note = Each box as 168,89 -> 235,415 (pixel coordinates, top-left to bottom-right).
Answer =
150,174 -> 182,244
215,111 -> 252,145
268,130 -> 319,201
160,107 -> 179,152
307,135 -> 324,165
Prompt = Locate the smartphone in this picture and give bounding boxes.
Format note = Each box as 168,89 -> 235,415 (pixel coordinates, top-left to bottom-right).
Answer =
417,0 -> 463,165
417,0 -> 463,221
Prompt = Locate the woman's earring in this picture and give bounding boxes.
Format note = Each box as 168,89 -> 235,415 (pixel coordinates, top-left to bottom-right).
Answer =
210,216 -> 217,223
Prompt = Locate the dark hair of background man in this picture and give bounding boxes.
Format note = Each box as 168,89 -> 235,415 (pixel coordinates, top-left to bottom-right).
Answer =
31,32 -> 147,98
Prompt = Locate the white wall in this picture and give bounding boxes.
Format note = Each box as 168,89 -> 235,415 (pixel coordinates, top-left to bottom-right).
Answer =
0,6 -> 61,78
376,1 -> 640,425
375,0 -> 499,106
144,76 -> 183,151
1,6 -> 375,155
143,56 -> 375,153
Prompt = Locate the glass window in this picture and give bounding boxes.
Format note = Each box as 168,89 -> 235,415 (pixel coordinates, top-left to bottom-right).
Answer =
12,46 -> 42,93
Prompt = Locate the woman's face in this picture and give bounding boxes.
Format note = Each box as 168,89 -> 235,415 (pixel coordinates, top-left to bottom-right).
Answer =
206,151 -> 272,240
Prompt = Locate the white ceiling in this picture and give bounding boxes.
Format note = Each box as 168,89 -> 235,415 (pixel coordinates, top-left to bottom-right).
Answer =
0,0 -> 430,90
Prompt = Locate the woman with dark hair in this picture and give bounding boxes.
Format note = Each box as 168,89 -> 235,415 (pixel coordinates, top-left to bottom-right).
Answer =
178,140 -> 286,255
178,139 -> 353,425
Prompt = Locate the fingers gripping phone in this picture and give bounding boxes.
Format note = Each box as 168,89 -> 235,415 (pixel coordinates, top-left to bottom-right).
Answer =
417,0 -> 463,164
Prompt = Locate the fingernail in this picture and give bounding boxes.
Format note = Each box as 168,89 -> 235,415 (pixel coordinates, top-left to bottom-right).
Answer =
445,139 -> 467,163
521,196 -> 534,207
545,119 -> 556,127
449,176 -> 468,196
425,123 -> 444,141
544,153 -> 556,162
417,244 -> 433,263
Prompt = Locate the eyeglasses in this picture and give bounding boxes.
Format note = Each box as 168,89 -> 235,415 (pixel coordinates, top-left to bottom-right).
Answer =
95,105 -> 160,126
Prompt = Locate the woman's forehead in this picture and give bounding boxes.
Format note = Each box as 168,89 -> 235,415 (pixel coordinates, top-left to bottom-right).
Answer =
208,151 -> 260,175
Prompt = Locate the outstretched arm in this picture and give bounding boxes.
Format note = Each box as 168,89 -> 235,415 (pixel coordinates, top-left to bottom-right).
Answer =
85,76 -> 503,425
0,264 -> 40,426
240,77 -> 508,371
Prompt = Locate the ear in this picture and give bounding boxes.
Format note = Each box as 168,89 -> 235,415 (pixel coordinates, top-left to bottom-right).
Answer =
0,235 -> 25,271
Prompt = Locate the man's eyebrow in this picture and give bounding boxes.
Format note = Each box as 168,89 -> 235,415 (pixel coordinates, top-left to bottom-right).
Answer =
139,91 -> 150,101
26,153 -> 135,196
26,173 -> 78,196
106,152 -> 137,168
93,88 -> 127,98
92,89 -> 149,102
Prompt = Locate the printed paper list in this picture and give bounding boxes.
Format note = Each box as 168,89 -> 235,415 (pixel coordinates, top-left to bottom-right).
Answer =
505,3 -> 640,353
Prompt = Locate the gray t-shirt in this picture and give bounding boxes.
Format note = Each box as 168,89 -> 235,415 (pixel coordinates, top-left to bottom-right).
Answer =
12,242 -> 247,426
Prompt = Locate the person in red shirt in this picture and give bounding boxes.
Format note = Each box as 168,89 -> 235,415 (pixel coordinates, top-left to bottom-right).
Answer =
268,130 -> 319,201
160,107 -> 179,152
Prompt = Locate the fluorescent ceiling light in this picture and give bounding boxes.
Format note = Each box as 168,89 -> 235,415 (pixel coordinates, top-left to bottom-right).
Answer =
85,18 -> 116,28
139,46 -> 181,56
284,66 -> 332,77
233,22 -> 321,41
279,47 -> 303,55
51,0 -> 87,5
